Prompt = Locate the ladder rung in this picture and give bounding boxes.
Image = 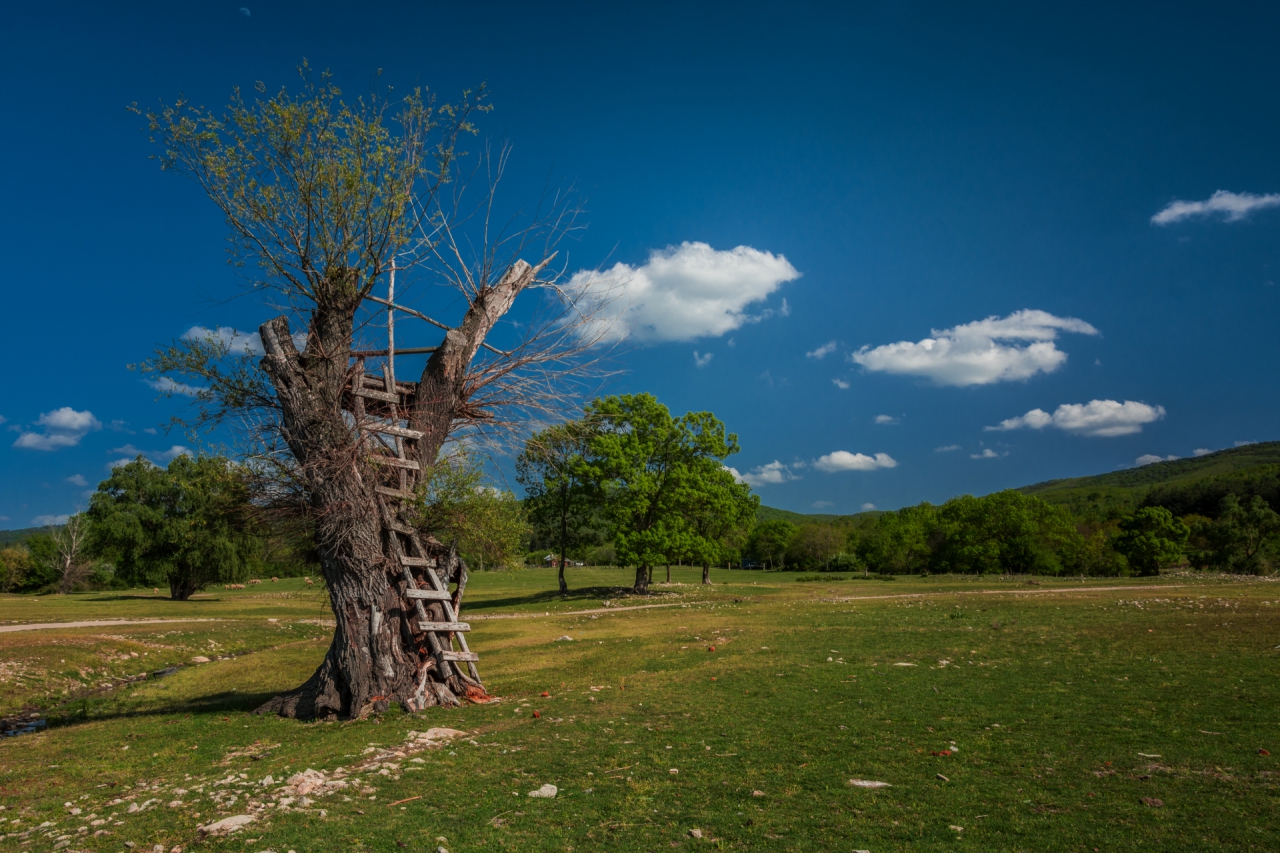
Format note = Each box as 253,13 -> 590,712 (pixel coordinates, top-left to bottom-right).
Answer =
400,555 -> 433,567
385,520 -> 415,535
406,588 -> 452,601
365,423 -> 424,440
375,486 -> 416,500
353,387 -> 399,403
418,621 -> 469,633
440,651 -> 479,662
368,455 -> 420,471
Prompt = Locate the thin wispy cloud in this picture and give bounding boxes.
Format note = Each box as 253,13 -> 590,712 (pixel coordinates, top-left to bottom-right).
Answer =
147,377 -> 204,397
1192,448 -> 1213,457
32,514 -> 71,526
1152,190 -> 1280,225
184,325 -> 264,354
831,378 -> 850,390
811,500 -> 834,509
987,399 -> 1165,437
813,451 -> 897,473
12,407 -> 102,451
860,502 -> 877,511
806,341 -> 836,359
935,444 -> 961,452
874,414 -> 899,425
851,310 -> 1099,387
65,474 -> 88,487
566,242 -> 801,343
693,351 -> 714,368
971,448 -> 1002,459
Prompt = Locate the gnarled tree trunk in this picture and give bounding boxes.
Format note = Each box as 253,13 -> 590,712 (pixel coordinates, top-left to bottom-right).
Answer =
255,261 -> 544,720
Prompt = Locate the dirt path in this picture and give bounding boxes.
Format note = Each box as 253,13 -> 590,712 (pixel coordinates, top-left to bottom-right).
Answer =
827,583 -> 1192,604
471,602 -> 690,620
0,618 -> 224,634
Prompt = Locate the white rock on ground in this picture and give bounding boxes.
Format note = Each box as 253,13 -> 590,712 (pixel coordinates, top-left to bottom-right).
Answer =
527,784 -> 557,799
848,779 -> 892,789
197,815 -> 256,836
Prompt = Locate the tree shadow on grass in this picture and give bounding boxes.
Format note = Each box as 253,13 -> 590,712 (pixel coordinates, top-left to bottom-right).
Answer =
45,690 -> 282,730
464,585 -> 647,612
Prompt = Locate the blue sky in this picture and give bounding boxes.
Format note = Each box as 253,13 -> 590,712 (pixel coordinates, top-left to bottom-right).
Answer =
2,1 -> 1278,526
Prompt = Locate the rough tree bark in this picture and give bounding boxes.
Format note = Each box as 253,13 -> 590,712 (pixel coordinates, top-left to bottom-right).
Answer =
701,564 -> 711,585
255,261 -> 545,720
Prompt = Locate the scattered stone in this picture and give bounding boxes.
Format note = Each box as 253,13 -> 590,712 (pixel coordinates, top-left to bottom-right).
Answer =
198,814 -> 256,836
555,636 -> 573,641
190,656 -> 210,664
688,829 -> 704,839
893,662 -> 916,667
527,784 -> 557,799
1141,797 -> 1164,808
848,779 -> 891,789
751,790 -> 765,797
936,774 -> 950,782
949,825 -> 963,832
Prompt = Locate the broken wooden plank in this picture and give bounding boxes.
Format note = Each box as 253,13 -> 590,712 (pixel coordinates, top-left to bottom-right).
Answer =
364,422 -> 424,440
405,588 -> 452,601
440,651 -> 479,662
400,555 -> 433,567
367,455 -> 420,471
375,486 -> 416,500
418,621 -> 470,633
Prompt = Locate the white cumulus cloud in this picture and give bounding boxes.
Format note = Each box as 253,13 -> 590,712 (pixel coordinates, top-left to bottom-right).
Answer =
727,460 -> 801,488
693,351 -> 714,368
65,474 -> 88,487
832,378 -> 850,390
874,414 -> 899,425
806,341 -> 836,359
1135,454 -> 1179,467
971,448 -> 1001,459
1152,190 -> 1280,225
851,310 -> 1099,387
566,242 -> 800,343
860,502 -> 877,511
1192,448 -> 1213,457
13,407 -> 102,451
813,451 -> 897,473
108,444 -> 192,469
987,399 -> 1165,437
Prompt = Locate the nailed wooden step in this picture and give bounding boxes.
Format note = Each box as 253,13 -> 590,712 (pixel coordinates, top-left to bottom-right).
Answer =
353,387 -> 399,403
400,555 -> 433,567
384,520 -> 415,535
364,422 -> 424,440
405,588 -> 452,601
368,454 -> 420,471
418,621 -> 470,633
440,651 -> 479,662
375,486 -> 416,500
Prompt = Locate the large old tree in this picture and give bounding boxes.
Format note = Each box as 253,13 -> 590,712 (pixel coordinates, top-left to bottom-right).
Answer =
141,68 -> 605,719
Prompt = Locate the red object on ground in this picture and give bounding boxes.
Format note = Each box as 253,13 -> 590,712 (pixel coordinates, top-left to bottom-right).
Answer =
711,677 -> 717,681
533,711 -> 540,718
541,691 -> 550,697
1259,748 -> 1271,756
709,646 -> 716,652
930,750 -> 952,757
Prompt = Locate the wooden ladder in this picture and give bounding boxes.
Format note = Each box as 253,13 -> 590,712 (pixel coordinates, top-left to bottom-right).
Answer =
347,355 -> 484,703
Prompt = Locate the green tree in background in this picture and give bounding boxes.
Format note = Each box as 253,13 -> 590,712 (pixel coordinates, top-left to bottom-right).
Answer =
748,520 -> 797,570
415,450 -> 529,571
586,393 -> 743,593
1210,494 -> 1280,574
856,504 -> 937,573
935,491 -> 1080,575
87,455 -> 262,599
677,458 -> 758,583
788,524 -> 845,570
1114,506 -> 1190,576
517,420 -> 598,593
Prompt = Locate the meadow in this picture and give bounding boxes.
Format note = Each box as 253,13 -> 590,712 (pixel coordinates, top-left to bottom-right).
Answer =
0,568 -> 1276,852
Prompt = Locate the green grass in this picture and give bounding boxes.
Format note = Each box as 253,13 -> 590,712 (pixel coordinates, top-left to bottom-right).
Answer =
1,570 -> 1277,851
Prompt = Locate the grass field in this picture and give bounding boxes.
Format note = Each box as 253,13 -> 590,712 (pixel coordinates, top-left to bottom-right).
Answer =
0,569 -> 1277,851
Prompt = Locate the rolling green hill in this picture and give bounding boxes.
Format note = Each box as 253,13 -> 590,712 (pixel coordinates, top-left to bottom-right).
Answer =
755,505 -> 880,525
1019,441 -> 1280,517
